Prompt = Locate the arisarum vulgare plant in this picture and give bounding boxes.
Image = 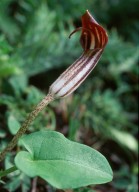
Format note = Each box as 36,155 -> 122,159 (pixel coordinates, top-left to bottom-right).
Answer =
0,10 -> 112,189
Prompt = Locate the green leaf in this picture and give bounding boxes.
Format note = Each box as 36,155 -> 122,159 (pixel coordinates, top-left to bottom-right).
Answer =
8,115 -> 21,135
9,75 -> 28,97
15,131 -> 113,189
110,129 -> 138,153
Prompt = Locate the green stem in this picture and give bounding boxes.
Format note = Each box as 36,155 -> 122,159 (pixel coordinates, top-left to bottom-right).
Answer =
0,93 -> 54,162
0,166 -> 18,178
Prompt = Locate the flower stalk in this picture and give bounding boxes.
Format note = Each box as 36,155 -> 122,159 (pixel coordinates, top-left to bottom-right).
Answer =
0,10 -> 108,162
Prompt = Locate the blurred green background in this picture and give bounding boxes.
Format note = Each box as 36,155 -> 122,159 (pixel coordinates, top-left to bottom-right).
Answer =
0,0 -> 138,191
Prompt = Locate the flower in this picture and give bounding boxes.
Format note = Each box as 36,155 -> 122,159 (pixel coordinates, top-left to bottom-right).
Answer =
49,10 -> 108,98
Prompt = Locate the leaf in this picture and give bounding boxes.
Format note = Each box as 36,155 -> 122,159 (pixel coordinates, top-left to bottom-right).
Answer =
15,131 -> 113,189
110,129 -> 138,153
8,115 -> 21,135
9,75 -> 28,97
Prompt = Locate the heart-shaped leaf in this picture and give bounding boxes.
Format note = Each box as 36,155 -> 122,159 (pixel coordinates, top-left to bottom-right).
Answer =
15,131 -> 113,189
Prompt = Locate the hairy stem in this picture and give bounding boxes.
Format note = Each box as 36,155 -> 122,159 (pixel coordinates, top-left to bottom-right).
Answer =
0,166 -> 18,178
0,93 -> 54,162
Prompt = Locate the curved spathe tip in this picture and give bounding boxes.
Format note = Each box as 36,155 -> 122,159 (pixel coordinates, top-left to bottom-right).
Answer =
81,10 -> 108,50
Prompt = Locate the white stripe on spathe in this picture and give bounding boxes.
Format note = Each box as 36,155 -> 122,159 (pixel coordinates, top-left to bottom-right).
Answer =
49,49 -> 102,98
49,51 -> 92,95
